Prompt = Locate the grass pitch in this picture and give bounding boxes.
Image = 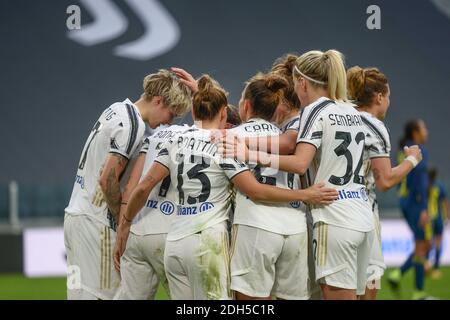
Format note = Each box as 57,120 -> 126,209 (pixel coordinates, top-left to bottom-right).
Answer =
1,267 -> 450,300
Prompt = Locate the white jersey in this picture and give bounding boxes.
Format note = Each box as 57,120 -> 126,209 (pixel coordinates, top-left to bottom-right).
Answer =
280,115 -> 300,133
232,118 -> 307,235
278,115 -> 309,214
358,111 -> 391,210
131,124 -> 191,236
65,99 -> 146,229
296,97 -> 374,232
155,128 -> 248,241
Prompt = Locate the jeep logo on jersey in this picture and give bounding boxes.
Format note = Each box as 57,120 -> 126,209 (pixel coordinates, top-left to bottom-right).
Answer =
67,0 -> 180,61
160,201 -> 175,215
199,202 -> 214,213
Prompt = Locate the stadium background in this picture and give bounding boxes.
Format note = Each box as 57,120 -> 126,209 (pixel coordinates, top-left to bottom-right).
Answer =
0,0 -> 449,299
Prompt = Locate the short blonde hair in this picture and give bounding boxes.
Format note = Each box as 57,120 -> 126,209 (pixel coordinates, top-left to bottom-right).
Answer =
143,69 -> 192,116
293,50 -> 347,101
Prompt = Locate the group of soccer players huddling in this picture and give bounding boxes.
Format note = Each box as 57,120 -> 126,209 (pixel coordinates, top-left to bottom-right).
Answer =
64,49 -> 426,300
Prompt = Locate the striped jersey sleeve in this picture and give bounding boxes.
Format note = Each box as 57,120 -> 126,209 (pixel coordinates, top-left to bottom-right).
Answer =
139,137 -> 150,154
154,141 -> 172,171
282,116 -> 300,133
217,156 -> 249,180
296,100 -> 333,148
360,114 -> 391,158
109,103 -> 144,159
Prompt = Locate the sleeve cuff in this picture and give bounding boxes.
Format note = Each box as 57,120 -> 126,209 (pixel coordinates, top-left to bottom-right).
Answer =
109,150 -> 130,160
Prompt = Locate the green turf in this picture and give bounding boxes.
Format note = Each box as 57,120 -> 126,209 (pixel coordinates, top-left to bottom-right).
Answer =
377,267 -> 450,300
0,274 -> 170,300
1,267 -> 449,299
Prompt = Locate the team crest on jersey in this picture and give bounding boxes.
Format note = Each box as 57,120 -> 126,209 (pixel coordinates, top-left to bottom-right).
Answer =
160,201 -> 175,215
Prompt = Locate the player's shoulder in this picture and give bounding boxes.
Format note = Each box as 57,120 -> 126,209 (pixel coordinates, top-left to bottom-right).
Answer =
108,99 -> 145,127
359,111 -> 388,133
282,115 -> 300,132
305,97 -> 335,111
300,97 -> 336,122
359,111 -> 390,145
150,124 -> 190,138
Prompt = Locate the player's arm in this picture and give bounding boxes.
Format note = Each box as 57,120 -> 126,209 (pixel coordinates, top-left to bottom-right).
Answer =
118,153 -> 145,224
245,130 -> 298,155
98,153 -> 128,219
222,136 -> 316,175
114,161 -> 168,271
123,162 -> 168,223
231,170 -> 337,205
371,146 -> 422,192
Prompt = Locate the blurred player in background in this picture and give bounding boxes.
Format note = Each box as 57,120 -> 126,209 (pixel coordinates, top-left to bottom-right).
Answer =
388,119 -> 431,300
427,167 -> 449,280
115,74 -> 337,300
347,66 -> 423,300
64,70 -> 192,300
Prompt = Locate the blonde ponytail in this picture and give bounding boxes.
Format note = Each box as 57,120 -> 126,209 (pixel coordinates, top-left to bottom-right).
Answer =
293,49 -> 348,101
324,50 -> 347,101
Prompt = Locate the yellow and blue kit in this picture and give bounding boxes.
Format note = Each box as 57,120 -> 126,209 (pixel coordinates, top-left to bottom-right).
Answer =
398,141 -> 430,240
428,182 -> 447,237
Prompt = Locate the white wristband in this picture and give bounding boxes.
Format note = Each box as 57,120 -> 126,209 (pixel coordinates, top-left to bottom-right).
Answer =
405,155 -> 419,168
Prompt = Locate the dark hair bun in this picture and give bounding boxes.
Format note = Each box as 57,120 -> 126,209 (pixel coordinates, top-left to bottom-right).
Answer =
197,74 -> 214,93
347,66 -> 365,101
265,73 -> 288,93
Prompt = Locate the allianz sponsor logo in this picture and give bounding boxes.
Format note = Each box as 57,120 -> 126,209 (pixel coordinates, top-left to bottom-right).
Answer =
145,199 -> 175,215
337,187 -> 369,202
177,202 -> 215,216
160,201 -> 175,215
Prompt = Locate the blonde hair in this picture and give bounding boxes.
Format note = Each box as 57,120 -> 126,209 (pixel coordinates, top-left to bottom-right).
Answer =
143,69 -> 192,116
347,66 -> 388,106
293,50 -> 347,101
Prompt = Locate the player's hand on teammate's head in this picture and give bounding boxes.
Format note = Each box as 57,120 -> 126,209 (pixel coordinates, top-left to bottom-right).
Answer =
303,182 -> 339,205
113,219 -> 132,272
171,67 -> 198,93
404,145 -> 423,162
